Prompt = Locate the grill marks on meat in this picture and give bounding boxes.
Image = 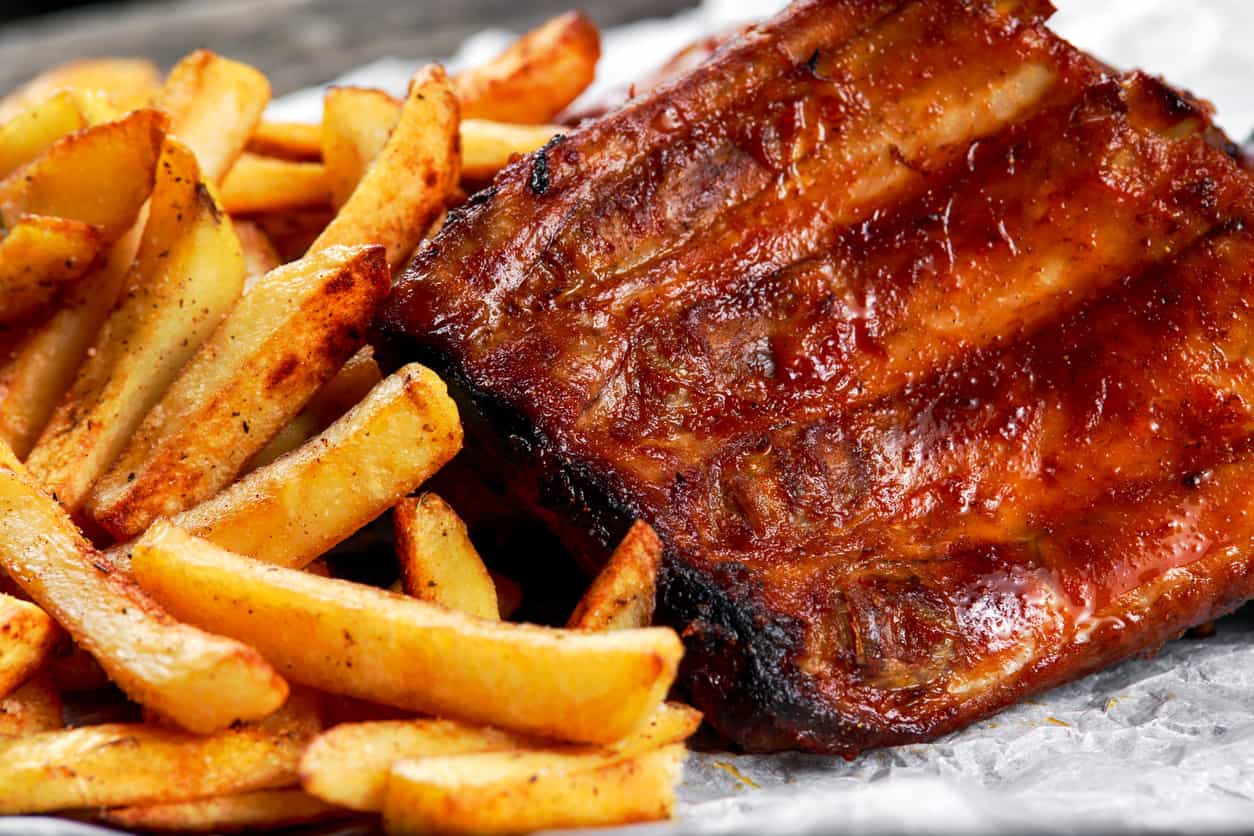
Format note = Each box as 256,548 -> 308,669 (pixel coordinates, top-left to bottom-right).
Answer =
381,0 -> 1254,753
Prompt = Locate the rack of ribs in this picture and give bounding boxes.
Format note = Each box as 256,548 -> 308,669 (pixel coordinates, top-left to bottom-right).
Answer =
378,0 -> 1254,754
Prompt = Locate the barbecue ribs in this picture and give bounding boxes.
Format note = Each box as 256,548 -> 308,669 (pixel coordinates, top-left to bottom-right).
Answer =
378,0 -> 1254,754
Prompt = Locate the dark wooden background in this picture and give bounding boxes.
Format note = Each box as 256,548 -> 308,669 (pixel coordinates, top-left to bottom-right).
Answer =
0,0 -> 700,99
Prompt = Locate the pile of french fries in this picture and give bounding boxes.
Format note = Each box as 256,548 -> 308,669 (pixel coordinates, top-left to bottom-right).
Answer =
0,12 -> 699,835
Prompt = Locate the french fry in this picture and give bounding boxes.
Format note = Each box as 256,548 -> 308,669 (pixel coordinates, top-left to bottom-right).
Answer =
234,219 -> 282,288
0,691 -> 319,814
245,207 -> 334,263
453,11 -> 600,124
249,120 -> 322,161
0,215 -> 102,326
0,58 -> 258,460
0,107 -> 165,242
383,745 -> 685,835
160,363 -> 461,569
25,137 -> 245,513
0,222 -> 141,459
221,153 -> 331,214
321,86 -> 401,210
158,50 -> 271,184
246,346 -> 383,471
461,118 -> 563,181
103,789 -> 345,834
131,521 -> 684,744
491,571 -> 523,619
568,520 -> 663,631
0,592 -> 59,699
0,443 -> 288,733
0,90 -> 88,180
0,57 -> 160,123
301,702 -> 702,812
88,244 -> 389,540
394,493 -> 499,619
0,674 -> 62,735
312,65 -> 460,270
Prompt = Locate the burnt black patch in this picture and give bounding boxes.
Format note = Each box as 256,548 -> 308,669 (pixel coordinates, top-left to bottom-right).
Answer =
529,135 -> 566,197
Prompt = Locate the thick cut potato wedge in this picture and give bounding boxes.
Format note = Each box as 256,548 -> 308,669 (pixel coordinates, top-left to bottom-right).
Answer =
88,244 -> 389,540
0,443 -> 288,733
394,493 -> 498,619
312,65 -> 459,270
568,520 -> 663,631
132,521 -> 684,744
158,50 -> 270,184
383,745 -> 685,835
25,137 -> 245,513
234,219 -> 282,288
301,702 -> 702,812
161,363 -> 460,569
321,86 -> 401,210
491,571 -> 523,619
0,107 -> 165,242
0,692 -> 318,814
249,120 -> 322,161
0,58 -> 160,123
0,91 -> 88,180
0,592 -> 59,699
0,215 -> 102,326
0,674 -> 62,735
103,789 -> 344,833
246,346 -> 382,471
453,11 -> 600,124
461,118 -> 563,181
221,153 -> 331,214
0,222 -> 142,459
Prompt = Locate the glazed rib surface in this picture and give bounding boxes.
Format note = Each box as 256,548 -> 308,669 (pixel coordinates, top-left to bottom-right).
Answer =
380,0 -> 1254,753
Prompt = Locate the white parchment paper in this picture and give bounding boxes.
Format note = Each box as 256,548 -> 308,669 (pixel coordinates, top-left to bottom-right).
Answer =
282,2 -> 1254,834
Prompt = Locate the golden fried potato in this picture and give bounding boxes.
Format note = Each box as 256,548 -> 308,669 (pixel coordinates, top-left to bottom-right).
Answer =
321,86 -> 401,210
0,58 -> 160,123
25,137 -> 244,512
491,571 -> 523,619
0,222 -> 141,459
383,745 -> 685,835
394,493 -> 499,619
248,120 -> 322,161
234,219 -> 282,288
0,443 -> 288,733
246,346 -> 383,471
161,363 -> 460,569
243,207 -> 335,263
454,11 -> 600,124
221,153 -> 331,214
0,107 -> 164,241
88,244 -> 389,540
312,65 -> 459,270
158,50 -> 270,183
0,91 -> 88,180
0,674 -> 62,735
131,521 -> 684,744
0,592 -> 59,699
0,691 -> 318,814
103,788 -> 344,833
568,520 -> 663,631
0,215 -> 102,326
461,118 -> 563,181
301,702 -> 702,812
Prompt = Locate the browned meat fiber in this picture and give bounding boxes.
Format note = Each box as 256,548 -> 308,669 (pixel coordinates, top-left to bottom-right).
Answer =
378,0 -> 1254,754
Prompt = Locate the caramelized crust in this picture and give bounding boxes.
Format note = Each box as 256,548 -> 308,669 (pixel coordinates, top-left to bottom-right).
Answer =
380,0 -> 1254,753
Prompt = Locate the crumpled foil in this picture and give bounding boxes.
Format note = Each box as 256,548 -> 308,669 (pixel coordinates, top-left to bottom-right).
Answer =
5,3 -> 1252,835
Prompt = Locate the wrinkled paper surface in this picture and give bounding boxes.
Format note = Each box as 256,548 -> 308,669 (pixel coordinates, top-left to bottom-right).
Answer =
5,3 -> 1251,835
